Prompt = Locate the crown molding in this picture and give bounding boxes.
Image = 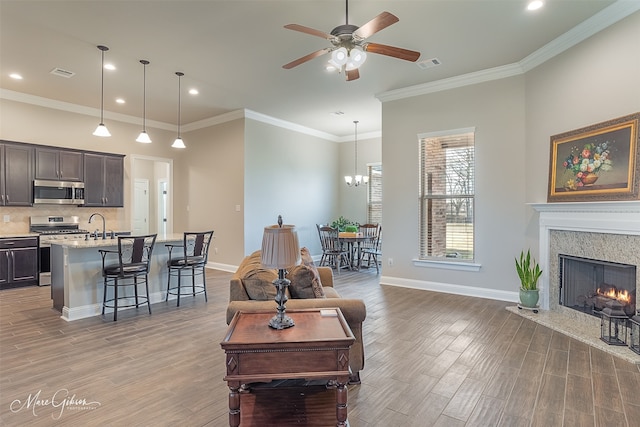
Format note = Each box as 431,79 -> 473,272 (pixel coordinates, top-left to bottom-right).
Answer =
376,63 -> 524,103
0,88 -> 175,131
243,109 -> 340,142
520,0 -> 640,72
377,1 -> 640,103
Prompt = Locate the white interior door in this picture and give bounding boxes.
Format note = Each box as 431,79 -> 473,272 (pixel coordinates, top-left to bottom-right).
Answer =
133,179 -> 149,234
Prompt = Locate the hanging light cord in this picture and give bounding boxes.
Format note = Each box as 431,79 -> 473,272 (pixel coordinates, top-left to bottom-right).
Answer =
354,120 -> 359,176
99,48 -> 105,124
176,72 -> 183,138
142,61 -> 147,130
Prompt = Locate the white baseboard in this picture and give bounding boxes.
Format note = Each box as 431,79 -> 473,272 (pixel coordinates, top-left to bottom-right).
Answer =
379,275 -> 519,303
61,291 -> 178,321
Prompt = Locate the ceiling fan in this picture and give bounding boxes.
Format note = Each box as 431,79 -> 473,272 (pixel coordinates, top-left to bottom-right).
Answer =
282,0 -> 421,81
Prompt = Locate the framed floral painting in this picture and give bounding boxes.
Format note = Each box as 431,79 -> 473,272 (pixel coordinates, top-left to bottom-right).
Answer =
547,112 -> 640,202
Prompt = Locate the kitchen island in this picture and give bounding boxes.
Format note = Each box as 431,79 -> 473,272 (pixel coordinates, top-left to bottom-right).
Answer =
51,233 -> 185,321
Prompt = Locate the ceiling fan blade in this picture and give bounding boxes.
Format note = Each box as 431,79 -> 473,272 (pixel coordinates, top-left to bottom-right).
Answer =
353,11 -> 399,40
346,68 -> 360,81
284,24 -> 336,41
364,42 -> 421,62
283,48 -> 331,69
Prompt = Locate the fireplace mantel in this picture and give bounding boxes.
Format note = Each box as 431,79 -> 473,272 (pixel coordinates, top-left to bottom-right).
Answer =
530,201 -> 640,310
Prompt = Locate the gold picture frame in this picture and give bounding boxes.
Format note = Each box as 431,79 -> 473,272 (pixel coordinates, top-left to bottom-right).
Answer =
547,112 -> 640,202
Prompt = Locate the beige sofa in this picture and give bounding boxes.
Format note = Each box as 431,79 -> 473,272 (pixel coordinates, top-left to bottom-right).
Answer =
226,251 -> 366,383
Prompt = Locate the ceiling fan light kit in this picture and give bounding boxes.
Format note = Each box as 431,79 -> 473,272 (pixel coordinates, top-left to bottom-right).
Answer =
283,0 -> 420,81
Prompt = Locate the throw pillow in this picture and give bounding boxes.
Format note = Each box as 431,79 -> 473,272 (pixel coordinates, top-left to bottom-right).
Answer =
239,251 -> 280,301
287,247 -> 325,299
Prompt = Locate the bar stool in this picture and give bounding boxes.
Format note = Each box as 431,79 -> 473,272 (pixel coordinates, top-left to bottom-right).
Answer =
99,234 -> 157,321
165,231 -> 214,307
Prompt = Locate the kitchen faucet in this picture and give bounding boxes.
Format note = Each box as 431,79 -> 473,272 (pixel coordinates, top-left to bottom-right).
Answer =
88,213 -> 106,240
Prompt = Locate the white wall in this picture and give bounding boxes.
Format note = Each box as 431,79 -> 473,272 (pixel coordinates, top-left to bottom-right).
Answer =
381,76 -> 526,297
339,136 -> 382,226
244,119 -> 340,258
379,11 -> 640,300
523,11 -> 640,248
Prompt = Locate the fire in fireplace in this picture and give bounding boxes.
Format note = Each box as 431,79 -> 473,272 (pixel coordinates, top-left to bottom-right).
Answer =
559,254 -> 637,318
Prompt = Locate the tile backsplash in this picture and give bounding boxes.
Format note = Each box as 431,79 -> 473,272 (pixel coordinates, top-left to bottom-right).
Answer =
0,206 -> 125,235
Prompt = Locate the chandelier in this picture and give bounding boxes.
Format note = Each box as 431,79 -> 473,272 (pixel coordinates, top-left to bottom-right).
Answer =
344,120 -> 368,186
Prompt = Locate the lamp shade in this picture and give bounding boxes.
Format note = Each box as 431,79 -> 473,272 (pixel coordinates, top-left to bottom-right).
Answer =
261,224 -> 300,269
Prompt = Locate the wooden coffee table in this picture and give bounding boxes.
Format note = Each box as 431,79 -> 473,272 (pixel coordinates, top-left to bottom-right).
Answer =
220,308 -> 355,427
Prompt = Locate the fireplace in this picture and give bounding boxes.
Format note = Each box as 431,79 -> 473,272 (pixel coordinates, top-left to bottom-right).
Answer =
519,202 -> 640,363
559,254 -> 636,318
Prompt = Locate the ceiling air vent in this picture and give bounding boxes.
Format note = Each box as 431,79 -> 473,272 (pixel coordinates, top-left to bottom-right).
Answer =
50,67 -> 75,78
417,58 -> 442,70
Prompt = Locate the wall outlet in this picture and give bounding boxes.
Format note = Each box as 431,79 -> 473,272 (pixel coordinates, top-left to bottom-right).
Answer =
235,205 -> 241,212
3,215 -> 9,223
388,258 -> 394,266
214,247 -> 218,254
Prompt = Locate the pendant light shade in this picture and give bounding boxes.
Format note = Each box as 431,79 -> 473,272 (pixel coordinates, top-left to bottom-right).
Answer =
93,45 -> 111,137
344,120 -> 368,186
136,59 -> 152,143
172,71 -> 186,149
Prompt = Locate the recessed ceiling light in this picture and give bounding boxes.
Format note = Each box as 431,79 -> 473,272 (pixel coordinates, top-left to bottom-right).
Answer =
9,73 -> 23,80
527,0 -> 544,11
115,98 -> 125,104
188,88 -> 199,95
104,63 -> 116,71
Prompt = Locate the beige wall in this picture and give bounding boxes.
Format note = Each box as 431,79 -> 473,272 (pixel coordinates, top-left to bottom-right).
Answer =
0,98 -> 180,233
244,119 -> 340,257
380,11 -> 640,297
175,118 -> 245,266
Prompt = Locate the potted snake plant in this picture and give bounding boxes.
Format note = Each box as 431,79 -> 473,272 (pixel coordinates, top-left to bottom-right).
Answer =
515,249 -> 542,308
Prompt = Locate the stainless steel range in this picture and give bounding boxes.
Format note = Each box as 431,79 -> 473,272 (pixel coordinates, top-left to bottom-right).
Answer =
30,216 -> 89,286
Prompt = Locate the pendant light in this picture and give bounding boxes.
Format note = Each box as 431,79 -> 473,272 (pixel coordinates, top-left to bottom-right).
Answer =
93,45 -> 111,137
136,60 -> 152,143
171,72 -> 186,149
344,120 -> 368,186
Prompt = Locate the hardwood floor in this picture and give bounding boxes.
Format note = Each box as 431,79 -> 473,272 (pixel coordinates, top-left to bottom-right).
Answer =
1,268 -> 639,426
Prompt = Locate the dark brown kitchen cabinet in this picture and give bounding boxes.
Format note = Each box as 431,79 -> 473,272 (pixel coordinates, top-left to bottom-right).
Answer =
0,237 -> 38,288
83,153 -> 124,207
35,147 -> 83,181
0,142 -> 33,206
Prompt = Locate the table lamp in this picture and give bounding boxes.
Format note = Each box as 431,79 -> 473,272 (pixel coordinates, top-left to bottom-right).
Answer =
261,215 -> 301,329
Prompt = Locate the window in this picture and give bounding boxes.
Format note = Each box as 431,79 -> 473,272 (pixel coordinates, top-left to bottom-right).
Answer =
419,129 -> 475,261
367,163 -> 382,225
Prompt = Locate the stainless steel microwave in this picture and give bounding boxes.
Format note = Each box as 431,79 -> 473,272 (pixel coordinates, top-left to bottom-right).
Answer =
33,180 -> 85,205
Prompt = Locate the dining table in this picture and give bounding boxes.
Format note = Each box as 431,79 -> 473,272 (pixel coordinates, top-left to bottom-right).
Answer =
338,232 -> 375,271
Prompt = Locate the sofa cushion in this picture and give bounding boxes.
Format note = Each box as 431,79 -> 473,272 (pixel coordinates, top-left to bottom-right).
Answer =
287,247 -> 325,299
239,251 -> 280,301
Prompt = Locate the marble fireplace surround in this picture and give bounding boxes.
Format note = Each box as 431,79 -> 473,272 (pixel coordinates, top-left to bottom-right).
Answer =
510,201 -> 640,364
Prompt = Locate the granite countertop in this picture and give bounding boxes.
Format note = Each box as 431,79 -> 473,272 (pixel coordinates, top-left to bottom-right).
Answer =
51,233 -> 184,248
0,232 -> 40,239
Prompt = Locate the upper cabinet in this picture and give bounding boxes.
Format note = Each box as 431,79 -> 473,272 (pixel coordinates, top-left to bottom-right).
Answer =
35,147 -> 83,181
84,153 -> 124,207
0,142 -> 33,206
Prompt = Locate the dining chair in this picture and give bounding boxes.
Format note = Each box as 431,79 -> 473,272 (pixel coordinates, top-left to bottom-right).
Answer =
98,234 -> 157,321
359,224 -> 382,273
165,230 -> 214,307
317,225 -> 349,274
